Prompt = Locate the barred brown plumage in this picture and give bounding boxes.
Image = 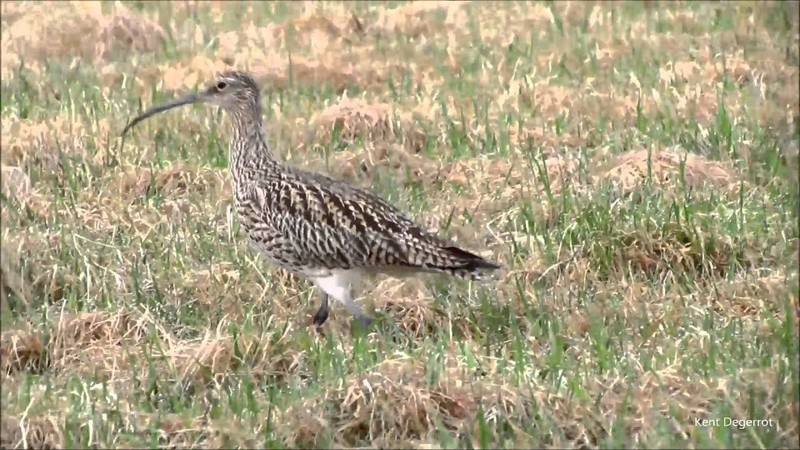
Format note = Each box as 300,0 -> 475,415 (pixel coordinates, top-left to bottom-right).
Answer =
121,70 -> 501,331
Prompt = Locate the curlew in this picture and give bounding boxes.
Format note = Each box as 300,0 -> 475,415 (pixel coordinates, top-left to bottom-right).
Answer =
121,71 -> 501,331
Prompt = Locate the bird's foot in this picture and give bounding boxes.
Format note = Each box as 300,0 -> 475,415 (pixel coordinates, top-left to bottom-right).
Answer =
351,315 -> 375,335
312,305 -> 329,328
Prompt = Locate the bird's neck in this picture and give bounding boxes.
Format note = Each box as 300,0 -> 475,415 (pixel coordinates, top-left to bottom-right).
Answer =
228,108 -> 277,181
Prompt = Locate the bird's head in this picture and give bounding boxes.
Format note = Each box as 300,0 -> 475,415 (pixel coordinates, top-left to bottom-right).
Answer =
200,70 -> 261,112
122,70 -> 261,137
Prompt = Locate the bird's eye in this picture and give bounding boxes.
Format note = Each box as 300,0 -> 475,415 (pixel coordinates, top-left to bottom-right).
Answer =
216,81 -> 227,90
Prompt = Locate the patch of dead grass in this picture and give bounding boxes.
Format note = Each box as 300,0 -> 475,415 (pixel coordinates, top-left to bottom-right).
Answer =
0,308 -> 304,392
427,153 -> 585,239
134,51 -> 386,99
322,144 -> 428,188
369,277 -> 476,342
484,147 -> 759,285
0,242 -> 32,318
0,313 -> 307,447
1,1 -> 165,76
168,0 -> 238,16
509,79 -> 658,150
478,4 -> 798,134
658,50 -> 799,127
165,320 -> 302,390
148,3 -> 472,98
712,269 -> 797,318
0,231 -> 77,310
0,165 -> 30,202
128,54 -> 234,95
114,162 -> 232,205
122,413 -> 210,449
440,153 -> 582,196
210,10 -> 397,93
279,358 -> 498,447
0,308 -> 156,376
1,115 -> 116,177
276,355 -> 797,448
303,96 -> 432,179
1,117 -> 65,174
176,262 -> 247,319
5,352 -> 791,448
510,237 -> 784,323
309,98 -> 421,148
282,5 -> 366,42
613,225 -> 751,278
583,367 -> 797,446
1,415 -> 64,450
594,147 -> 742,196
369,1 -> 469,39
268,55 -> 385,93
1,165 -> 51,222
62,163 -> 235,244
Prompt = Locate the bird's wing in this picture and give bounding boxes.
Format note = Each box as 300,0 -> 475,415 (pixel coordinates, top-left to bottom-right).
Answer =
241,168 -> 460,272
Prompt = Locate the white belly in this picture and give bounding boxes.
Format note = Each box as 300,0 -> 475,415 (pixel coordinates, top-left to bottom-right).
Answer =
308,269 -> 364,303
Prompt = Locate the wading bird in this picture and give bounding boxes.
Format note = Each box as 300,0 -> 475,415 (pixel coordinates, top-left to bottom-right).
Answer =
122,71 -> 501,331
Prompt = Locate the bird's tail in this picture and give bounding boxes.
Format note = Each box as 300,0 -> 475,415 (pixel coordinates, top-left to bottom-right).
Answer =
427,245 -> 502,281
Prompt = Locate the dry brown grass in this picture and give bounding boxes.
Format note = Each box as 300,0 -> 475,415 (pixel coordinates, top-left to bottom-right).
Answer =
597,147 -> 740,193
114,162 -> 232,206
1,309 -> 152,376
1,1 -> 165,76
273,357 -> 797,448
1,415 -> 64,450
1,1 -> 797,448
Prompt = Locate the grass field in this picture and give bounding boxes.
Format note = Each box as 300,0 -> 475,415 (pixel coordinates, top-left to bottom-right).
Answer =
1,1 -> 799,448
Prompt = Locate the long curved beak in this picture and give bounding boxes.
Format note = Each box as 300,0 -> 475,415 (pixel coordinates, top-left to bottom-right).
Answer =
121,93 -> 201,137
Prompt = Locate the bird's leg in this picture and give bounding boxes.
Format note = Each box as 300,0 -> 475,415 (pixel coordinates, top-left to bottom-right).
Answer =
340,288 -> 374,332
354,314 -> 374,333
311,276 -> 374,331
312,293 -> 330,328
